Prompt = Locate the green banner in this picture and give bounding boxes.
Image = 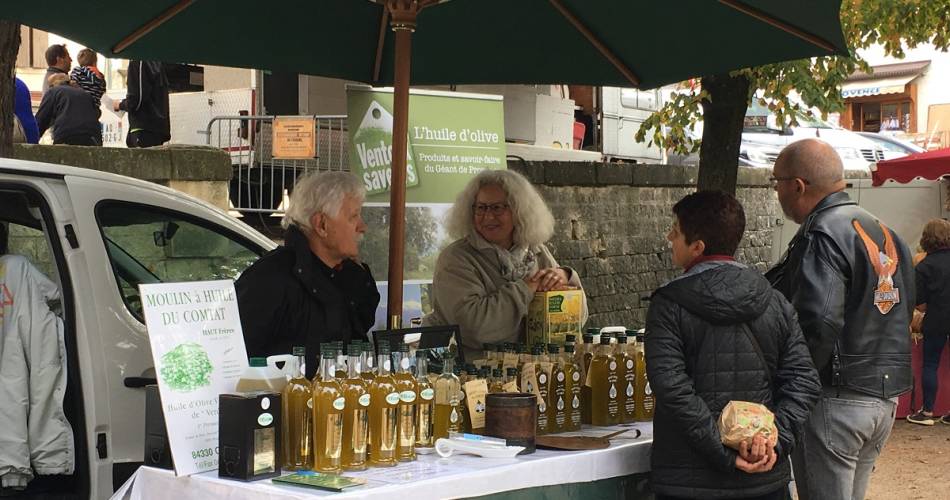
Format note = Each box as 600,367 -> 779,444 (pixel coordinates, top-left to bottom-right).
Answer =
347,86 -> 507,204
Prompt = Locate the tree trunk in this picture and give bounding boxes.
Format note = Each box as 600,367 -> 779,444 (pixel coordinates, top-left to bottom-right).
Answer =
0,21 -> 22,159
697,73 -> 750,194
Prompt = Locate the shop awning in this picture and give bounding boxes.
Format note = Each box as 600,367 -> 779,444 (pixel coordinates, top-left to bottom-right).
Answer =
872,147 -> 950,186
841,75 -> 916,99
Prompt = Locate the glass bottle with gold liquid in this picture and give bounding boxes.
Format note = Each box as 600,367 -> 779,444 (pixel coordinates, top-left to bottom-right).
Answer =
634,333 -> 655,421
414,349 -> 435,448
489,368 -> 505,393
483,343 -> 496,367
360,341 -> 376,382
562,344 -> 583,431
579,332 -> 595,424
532,345 -> 552,435
589,335 -> 620,426
313,347 -> 345,473
546,344 -> 567,433
368,343 -> 399,466
281,346 -> 313,470
433,354 -> 463,439
341,341 -> 369,471
334,342 -> 348,379
617,335 -> 637,424
392,343 -> 417,462
505,367 -> 520,391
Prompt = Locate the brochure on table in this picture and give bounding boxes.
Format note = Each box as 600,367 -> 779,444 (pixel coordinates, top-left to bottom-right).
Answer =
140,280 -> 249,476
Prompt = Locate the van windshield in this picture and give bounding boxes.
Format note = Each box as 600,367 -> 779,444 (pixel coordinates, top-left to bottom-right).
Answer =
744,101 -> 834,132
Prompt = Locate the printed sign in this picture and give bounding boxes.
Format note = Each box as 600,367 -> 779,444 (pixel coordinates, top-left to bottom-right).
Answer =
273,117 -> 316,159
140,280 -> 249,476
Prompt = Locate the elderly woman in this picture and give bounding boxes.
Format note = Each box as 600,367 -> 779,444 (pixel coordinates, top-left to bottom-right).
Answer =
907,218 -> 950,426
425,169 -> 587,360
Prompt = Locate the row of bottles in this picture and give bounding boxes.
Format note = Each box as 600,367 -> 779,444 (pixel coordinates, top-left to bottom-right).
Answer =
582,331 -> 654,426
279,342 -> 464,473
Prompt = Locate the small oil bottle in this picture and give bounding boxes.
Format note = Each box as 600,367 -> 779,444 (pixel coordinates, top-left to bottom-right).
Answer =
617,334 -> 637,424
547,343 -> 567,433
634,333 -> 655,421
360,341 -> 376,382
532,345 -> 552,436
341,341 -> 369,471
368,343 -> 399,466
281,346 -> 313,470
483,343 -> 496,366
579,332 -> 595,424
414,350 -> 435,448
393,343 -> 417,462
562,344 -> 582,431
433,353 -> 463,439
313,346 -> 345,473
589,335 -> 620,426
505,367 -> 520,391
489,368 -> 505,393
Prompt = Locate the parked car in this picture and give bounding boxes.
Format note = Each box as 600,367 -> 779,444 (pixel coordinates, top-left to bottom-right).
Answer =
856,131 -> 926,160
0,158 -> 276,499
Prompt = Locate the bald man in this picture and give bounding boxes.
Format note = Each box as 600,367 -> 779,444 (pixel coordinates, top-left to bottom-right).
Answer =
765,139 -> 914,500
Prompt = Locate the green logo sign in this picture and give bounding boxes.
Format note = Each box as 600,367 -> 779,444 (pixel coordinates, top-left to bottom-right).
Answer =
548,295 -> 564,313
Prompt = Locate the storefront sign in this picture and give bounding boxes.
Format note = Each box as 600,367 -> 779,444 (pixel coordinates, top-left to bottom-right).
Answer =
273,117 -> 316,159
140,280 -> 249,476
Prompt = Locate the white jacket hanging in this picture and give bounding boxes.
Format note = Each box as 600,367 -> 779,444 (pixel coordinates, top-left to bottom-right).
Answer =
0,255 -> 74,489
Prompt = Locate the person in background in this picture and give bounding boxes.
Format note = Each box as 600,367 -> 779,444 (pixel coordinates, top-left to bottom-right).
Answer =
69,48 -> 106,108
41,44 -> 71,95
35,74 -> 102,147
13,77 -> 39,144
906,218 -> 950,426
236,172 -> 379,379
114,60 -> 171,148
766,138 -> 914,500
423,169 -> 587,361
645,190 -> 820,500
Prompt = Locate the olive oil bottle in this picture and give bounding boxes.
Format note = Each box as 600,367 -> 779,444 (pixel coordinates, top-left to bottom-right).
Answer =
333,342 -> 347,379
489,368 -> 505,393
433,354 -> 463,439
562,344 -> 582,431
341,342 -> 369,471
281,346 -> 313,470
617,335 -> 637,424
579,333 -> 595,424
547,344 -> 567,433
360,341 -> 376,382
634,333 -> 655,421
393,343 -> 417,461
414,350 -> 435,448
368,343 -> 399,466
532,345 -> 552,435
313,347 -> 345,473
589,335 -> 620,426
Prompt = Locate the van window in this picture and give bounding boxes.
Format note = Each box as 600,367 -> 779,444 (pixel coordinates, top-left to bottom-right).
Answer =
96,201 -> 262,320
620,89 -> 658,111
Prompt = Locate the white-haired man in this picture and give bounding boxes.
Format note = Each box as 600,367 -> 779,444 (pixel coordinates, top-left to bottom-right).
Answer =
236,172 -> 380,378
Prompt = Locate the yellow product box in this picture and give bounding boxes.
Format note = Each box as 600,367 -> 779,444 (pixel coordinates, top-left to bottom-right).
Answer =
527,289 -> 583,347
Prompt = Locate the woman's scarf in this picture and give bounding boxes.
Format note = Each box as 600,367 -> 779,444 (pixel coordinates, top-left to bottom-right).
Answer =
468,233 -> 539,282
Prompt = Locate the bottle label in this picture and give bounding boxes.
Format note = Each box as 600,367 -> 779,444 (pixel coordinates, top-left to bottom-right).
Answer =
257,412 -> 273,426
556,397 -> 564,411
386,392 -> 400,405
332,397 -> 346,411
358,394 -> 371,407
572,371 -> 580,382
609,384 -> 617,399
420,388 -> 435,400
626,383 -> 634,397
609,361 -> 617,371
572,395 -> 580,409
626,360 -> 634,370
400,390 -> 417,403
307,398 -> 313,409
450,407 -> 459,423
401,358 -> 410,370
557,372 -> 565,382
645,382 -> 652,396
538,373 -> 547,385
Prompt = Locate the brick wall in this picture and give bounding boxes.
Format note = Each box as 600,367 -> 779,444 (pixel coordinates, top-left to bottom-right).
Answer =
511,161 -> 778,329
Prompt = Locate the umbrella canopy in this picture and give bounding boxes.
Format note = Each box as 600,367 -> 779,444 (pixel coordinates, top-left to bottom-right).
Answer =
3,0 -> 848,323
6,0 -> 847,88
872,147 -> 950,186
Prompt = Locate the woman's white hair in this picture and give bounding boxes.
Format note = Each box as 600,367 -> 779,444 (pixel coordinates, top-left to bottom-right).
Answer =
282,171 -> 365,232
445,169 -> 554,247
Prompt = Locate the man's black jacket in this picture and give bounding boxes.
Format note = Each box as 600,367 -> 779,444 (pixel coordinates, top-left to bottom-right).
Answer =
236,225 -> 380,378
646,262 -> 820,499
119,60 -> 171,142
35,84 -> 101,143
767,192 -> 913,398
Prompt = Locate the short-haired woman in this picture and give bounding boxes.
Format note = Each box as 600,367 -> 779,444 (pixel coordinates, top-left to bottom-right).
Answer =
424,170 -> 587,361
907,218 -> 950,426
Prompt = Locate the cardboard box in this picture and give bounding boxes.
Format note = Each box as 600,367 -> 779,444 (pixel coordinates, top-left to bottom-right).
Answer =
527,290 -> 584,346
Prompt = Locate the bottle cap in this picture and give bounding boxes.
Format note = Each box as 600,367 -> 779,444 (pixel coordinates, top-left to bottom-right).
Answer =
466,366 -> 479,375
547,343 -> 560,354
531,345 -> 544,355
492,368 -> 503,377
582,333 -> 594,343
361,341 -> 374,353
378,343 -> 391,355
565,334 -> 576,343
564,344 -> 575,353
617,335 -> 628,344
600,335 -> 612,345
479,367 -> 491,378
506,367 -> 519,376
249,357 -> 266,367
321,350 -> 335,359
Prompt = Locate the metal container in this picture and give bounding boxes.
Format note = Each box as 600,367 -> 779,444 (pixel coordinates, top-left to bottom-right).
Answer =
485,393 -> 537,454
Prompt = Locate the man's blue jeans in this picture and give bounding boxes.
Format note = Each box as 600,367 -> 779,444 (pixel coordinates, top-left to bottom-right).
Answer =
791,388 -> 896,500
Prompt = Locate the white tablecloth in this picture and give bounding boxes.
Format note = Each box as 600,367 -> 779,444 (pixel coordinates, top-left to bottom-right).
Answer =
113,423 -> 652,500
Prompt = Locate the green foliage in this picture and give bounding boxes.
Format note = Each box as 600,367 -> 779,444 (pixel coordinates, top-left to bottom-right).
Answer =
638,0 -> 950,156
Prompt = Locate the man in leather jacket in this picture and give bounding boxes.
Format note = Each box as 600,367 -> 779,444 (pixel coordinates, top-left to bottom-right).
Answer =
766,139 -> 913,500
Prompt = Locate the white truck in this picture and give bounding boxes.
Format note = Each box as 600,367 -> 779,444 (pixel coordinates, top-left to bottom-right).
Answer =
0,159 -> 275,499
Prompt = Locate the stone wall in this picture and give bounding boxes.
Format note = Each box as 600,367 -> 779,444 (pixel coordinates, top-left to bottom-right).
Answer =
510,161 -> 778,329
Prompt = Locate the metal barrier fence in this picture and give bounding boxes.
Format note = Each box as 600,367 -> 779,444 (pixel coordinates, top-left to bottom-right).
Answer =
206,115 -> 349,214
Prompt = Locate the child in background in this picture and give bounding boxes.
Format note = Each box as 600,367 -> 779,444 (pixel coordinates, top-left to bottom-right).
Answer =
69,48 -> 106,108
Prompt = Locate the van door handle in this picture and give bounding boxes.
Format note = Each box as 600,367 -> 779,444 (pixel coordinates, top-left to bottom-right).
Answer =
124,377 -> 158,388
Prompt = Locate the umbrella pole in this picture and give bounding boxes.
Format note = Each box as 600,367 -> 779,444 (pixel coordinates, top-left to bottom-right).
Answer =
386,7 -> 416,329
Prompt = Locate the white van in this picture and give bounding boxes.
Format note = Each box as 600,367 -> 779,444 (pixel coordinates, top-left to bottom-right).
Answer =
0,159 -> 276,499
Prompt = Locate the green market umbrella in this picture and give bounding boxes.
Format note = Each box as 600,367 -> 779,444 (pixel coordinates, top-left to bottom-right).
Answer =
3,0 -> 848,321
